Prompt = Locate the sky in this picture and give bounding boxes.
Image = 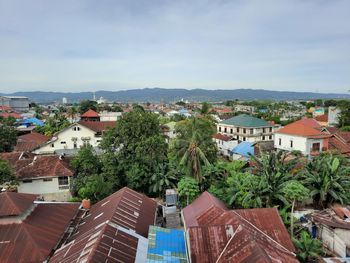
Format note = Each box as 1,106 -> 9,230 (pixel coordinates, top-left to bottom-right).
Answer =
0,0 -> 349,93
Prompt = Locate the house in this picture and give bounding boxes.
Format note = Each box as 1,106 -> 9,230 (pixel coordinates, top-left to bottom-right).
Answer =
33,120 -> 116,155
50,187 -> 158,263
0,192 -> 80,263
274,118 -> 329,156
311,205 -> 350,257
315,114 -> 329,126
162,121 -> 177,142
229,141 -> 254,160
328,107 -> 341,126
212,133 -> 238,156
0,152 -> 74,201
234,105 -> 255,113
80,109 -> 100,121
182,192 -> 297,262
217,114 -> 275,143
14,132 -> 50,152
99,110 -> 122,121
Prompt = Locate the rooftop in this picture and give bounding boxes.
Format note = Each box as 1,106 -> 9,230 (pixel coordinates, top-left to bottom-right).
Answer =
14,132 -> 50,152
80,109 -> 99,118
276,118 -> 327,137
212,133 -> 233,142
220,114 -> 272,127
0,192 -> 38,217
78,120 -> 116,133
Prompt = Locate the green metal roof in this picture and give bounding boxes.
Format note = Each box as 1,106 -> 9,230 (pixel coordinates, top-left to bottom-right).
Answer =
220,114 -> 271,127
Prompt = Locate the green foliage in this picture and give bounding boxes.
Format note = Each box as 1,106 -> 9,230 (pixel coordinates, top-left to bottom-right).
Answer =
293,231 -> 323,263
282,181 -> 310,203
35,113 -> 70,136
0,123 -> 17,152
337,100 -> 350,128
149,163 -> 180,197
177,177 -> 200,206
301,153 -> 350,208
79,100 -> 97,114
78,174 -> 113,203
200,102 -> 211,115
0,159 -> 16,185
101,110 -> 168,193
170,118 -> 217,182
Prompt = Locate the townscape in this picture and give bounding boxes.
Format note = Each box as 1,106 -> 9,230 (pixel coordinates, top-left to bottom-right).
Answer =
1,95 -> 350,262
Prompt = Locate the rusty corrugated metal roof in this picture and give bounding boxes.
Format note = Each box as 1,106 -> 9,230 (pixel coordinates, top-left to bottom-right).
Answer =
49,187 -> 157,263
0,202 -> 80,263
0,192 -> 38,217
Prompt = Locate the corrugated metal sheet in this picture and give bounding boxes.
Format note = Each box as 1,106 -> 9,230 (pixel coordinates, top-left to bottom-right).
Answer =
0,203 -> 80,263
49,187 -> 157,263
0,192 -> 37,217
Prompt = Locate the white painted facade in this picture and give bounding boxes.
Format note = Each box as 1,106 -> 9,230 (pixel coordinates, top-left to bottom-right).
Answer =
217,125 -> 274,143
328,107 -> 340,126
213,138 -> 238,156
274,133 -> 325,156
99,111 -> 122,121
33,123 -> 102,154
18,176 -> 71,201
317,225 -> 350,257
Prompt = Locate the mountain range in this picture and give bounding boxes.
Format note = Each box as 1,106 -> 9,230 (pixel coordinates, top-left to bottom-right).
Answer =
1,88 -> 349,103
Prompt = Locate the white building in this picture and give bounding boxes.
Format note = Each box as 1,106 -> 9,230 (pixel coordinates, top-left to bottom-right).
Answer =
274,118 -> 329,156
212,133 -> 238,156
33,121 -> 116,155
0,96 -> 29,112
99,110 -> 122,121
217,114 -> 275,143
0,152 -> 74,201
234,105 -> 255,113
328,107 -> 341,126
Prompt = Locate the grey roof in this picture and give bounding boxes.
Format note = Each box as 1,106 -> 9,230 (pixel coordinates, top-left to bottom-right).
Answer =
220,114 -> 272,127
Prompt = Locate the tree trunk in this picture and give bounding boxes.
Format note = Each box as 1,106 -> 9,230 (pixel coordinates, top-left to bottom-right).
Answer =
290,199 -> 295,237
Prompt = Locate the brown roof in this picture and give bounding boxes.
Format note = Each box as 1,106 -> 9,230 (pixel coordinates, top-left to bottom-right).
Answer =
312,207 -> 350,230
78,120 -> 116,132
50,187 -> 157,263
328,135 -> 350,156
80,109 -> 99,118
184,192 -> 296,263
212,133 -> 233,141
0,152 -> 74,179
277,119 -> 326,137
315,114 -> 328,123
0,197 -> 80,263
14,132 -> 50,152
182,191 -> 227,228
0,192 -> 38,217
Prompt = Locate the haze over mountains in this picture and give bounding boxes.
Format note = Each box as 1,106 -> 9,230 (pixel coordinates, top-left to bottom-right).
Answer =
1,88 -> 349,103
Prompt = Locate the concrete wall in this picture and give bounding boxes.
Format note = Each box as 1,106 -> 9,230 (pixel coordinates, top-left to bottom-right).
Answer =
214,138 -> 238,156
34,123 -> 101,154
18,177 -> 71,201
217,124 -> 274,143
318,225 -> 349,257
274,134 -> 324,155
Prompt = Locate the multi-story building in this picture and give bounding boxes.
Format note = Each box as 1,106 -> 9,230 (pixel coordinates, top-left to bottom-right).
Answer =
0,96 -> 29,112
217,114 -> 275,143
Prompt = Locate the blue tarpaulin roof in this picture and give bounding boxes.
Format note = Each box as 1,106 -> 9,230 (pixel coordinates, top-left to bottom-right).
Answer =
21,117 -> 44,127
230,142 -> 254,157
147,226 -> 188,263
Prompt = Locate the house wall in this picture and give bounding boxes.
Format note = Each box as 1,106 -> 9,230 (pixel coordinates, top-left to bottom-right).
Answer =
18,177 -> 71,201
318,225 -> 349,257
217,124 -> 274,143
274,134 -> 324,155
34,123 -> 100,154
214,138 -> 238,156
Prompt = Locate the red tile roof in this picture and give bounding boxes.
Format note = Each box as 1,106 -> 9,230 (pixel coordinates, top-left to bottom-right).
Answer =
0,192 -> 38,217
0,112 -> 22,119
0,106 -> 12,111
14,132 -> 50,152
212,133 -> 233,141
0,195 -> 80,263
184,192 -> 297,263
80,109 -> 99,118
0,152 -> 74,179
78,120 -> 116,132
277,118 -> 326,137
50,187 -> 157,263
328,135 -> 350,156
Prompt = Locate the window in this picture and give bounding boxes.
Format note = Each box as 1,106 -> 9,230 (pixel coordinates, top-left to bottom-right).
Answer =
219,127 -> 222,132
74,143 -> 77,149
262,136 -> 265,140
279,138 -> 281,146
269,135 -> 272,140
250,129 -> 253,135
224,127 -> 227,133
73,126 -> 81,131
43,178 -> 53,182
237,128 -> 240,133
230,128 -> 233,134
290,140 -> 293,148
269,127 -> 272,132
243,137 -> 246,141
312,143 -> 320,152
60,141 -> 66,144
243,128 -> 246,134
263,128 -> 266,133
22,179 -> 32,183
58,176 -> 69,190
51,144 -> 54,148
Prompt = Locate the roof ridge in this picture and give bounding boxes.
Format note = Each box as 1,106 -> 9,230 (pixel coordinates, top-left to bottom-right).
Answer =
3,193 -> 22,215
215,224 -> 241,263
231,210 -> 296,256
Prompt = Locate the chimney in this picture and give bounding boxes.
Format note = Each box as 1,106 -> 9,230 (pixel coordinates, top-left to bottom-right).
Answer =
82,199 -> 91,210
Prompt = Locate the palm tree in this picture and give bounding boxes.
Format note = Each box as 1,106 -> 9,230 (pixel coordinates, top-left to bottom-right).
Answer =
250,151 -> 299,206
301,153 -> 350,208
293,231 -> 323,263
172,118 -> 214,182
149,163 -> 178,197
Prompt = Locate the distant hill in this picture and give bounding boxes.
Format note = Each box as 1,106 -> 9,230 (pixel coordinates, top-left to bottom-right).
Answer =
1,88 -> 349,103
